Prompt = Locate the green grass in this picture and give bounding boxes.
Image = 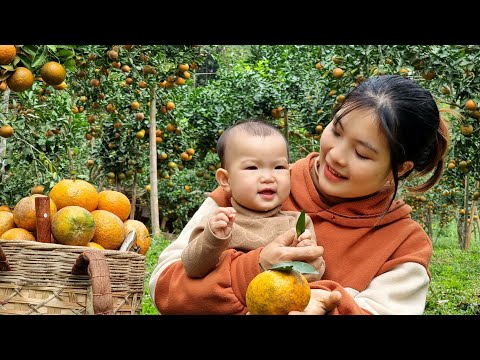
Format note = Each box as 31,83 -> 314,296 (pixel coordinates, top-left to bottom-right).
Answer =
140,235 -> 171,315
139,222 -> 480,315
425,222 -> 480,315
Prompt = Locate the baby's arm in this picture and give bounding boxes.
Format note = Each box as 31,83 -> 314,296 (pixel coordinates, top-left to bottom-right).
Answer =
209,207 -> 236,238
181,207 -> 236,278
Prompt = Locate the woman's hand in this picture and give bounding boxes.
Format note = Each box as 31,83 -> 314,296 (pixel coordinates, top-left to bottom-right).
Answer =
259,228 -> 324,273
289,289 -> 342,315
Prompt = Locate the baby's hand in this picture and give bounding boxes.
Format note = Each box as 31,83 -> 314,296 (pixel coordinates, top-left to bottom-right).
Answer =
209,207 -> 236,238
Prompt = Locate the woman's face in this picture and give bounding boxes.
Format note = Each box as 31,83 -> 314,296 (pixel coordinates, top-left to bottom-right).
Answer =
316,107 -> 393,204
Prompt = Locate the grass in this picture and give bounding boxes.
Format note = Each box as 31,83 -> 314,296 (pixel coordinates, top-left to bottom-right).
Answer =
140,235 -> 171,315
425,221 -> 480,315
140,221 -> 480,315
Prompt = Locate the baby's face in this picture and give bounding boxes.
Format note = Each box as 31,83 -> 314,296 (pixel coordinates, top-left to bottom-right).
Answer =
223,132 -> 290,212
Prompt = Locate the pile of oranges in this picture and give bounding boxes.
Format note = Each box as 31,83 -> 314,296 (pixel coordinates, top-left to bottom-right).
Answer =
0,179 -> 151,255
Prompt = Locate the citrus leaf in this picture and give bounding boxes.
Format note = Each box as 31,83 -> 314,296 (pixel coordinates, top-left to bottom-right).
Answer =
57,49 -> 74,58
296,209 -> 305,237
0,65 -> 15,71
64,58 -> 76,71
270,261 -> 319,274
31,47 -> 48,69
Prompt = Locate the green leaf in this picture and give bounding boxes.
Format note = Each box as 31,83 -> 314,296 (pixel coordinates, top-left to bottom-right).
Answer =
270,261 -> 319,274
296,209 -> 305,237
1,64 -> 15,71
57,49 -> 74,58
31,47 -> 48,69
64,58 -> 76,71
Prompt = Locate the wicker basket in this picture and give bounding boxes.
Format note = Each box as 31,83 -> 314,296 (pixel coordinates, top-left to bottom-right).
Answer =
0,240 -> 146,315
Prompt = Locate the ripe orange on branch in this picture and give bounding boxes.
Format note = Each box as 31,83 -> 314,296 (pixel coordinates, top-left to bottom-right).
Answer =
0,45 -> 16,65
0,124 -> 14,138
40,61 -> 66,86
6,67 -> 34,92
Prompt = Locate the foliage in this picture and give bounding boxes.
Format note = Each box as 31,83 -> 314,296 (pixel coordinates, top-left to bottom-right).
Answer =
3,45 -> 480,243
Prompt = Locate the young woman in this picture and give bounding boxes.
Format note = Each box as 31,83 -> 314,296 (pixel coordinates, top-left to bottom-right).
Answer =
149,74 -> 449,315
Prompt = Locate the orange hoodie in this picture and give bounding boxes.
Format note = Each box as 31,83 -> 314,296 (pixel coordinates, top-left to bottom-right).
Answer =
154,152 -> 432,315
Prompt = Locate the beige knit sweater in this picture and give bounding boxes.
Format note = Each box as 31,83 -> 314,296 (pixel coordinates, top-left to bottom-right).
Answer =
181,197 -> 316,278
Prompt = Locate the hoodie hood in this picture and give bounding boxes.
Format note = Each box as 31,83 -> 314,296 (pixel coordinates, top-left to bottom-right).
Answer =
286,152 -> 412,228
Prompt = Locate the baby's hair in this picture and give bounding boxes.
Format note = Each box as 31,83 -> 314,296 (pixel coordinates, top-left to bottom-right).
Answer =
216,117 -> 289,168
333,75 -> 449,208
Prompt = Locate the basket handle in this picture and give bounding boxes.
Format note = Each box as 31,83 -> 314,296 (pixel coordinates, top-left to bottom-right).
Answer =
71,250 -> 113,315
0,244 -> 11,271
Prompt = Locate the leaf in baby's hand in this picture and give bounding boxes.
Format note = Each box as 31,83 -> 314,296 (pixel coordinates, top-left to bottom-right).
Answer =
296,209 -> 306,238
270,261 -> 319,274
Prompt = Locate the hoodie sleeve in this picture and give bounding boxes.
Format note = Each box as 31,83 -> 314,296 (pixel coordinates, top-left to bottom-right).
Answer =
309,262 -> 430,315
153,247 -> 263,314
148,197 -> 219,307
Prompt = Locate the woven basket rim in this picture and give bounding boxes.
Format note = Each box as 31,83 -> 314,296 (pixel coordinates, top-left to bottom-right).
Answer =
0,240 -> 145,258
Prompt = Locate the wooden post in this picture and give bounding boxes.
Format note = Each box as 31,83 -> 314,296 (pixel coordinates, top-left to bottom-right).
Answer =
35,196 -> 52,243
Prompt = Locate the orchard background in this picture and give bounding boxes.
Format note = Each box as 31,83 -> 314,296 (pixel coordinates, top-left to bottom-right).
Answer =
1,45 -> 480,314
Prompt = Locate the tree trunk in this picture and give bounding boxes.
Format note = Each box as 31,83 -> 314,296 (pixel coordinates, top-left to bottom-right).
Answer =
149,85 -> 160,236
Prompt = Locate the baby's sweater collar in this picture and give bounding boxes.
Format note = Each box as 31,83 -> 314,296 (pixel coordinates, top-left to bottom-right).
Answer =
230,197 -> 283,218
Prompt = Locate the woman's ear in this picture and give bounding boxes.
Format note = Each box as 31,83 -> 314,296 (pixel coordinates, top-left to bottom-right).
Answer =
215,168 -> 231,193
398,160 -> 414,178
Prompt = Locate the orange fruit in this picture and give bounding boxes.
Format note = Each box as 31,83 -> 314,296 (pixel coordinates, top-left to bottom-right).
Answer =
0,81 -> 7,92
332,67 -> 344,79
13,195 -> 57,232
166,101 -> 175,110
465,99 -> 477,111
124,219 -> 151,255
0,228 -> 36,241
178,63 -> 189,72
0,205 -> 11,212
49,179 -> 99,212
246,269 -> 310,315
0,211 -> 15,237
0,124 -> 14,138
53,81 -> 67,90
0,45 -> 16,65
40,61 -> 66,86
31,185 -> 45,195
97,190 -> 131,221
6,67 -> 34,92
85,242 -> 105,250
51,205 -> 96,246
90,210 -> 125,250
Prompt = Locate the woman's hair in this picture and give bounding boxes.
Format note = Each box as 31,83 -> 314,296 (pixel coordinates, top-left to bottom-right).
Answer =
333,75 -> 449,203
216,117 -> 289,168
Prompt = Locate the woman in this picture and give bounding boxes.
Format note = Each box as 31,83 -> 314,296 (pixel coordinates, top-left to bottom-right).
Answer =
149,75 -> 449,315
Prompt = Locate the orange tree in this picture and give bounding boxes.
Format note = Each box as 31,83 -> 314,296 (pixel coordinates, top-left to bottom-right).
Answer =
2,45 -> 480,244
170,45 -> 480,245
0,45 -> 84,205
62,45 -> 205,235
